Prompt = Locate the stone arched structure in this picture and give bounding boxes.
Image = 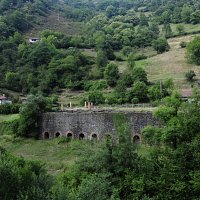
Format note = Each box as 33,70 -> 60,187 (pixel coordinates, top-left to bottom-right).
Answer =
39,110 -> 160,142
90,133 -> 99,141
43,132 -> 50,139
55,132 -> 61,138
132,134 -> 141,144
66,131 -> 73,139
79,133 -> 85,140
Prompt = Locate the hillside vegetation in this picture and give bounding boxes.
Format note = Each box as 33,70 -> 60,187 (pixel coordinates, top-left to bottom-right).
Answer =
0,1 -> 200,200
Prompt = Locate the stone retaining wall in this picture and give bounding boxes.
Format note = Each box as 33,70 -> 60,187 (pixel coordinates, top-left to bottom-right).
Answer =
39,110 -> 159,142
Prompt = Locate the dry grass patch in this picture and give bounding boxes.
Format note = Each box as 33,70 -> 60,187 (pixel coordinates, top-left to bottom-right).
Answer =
140,34 -> 200,88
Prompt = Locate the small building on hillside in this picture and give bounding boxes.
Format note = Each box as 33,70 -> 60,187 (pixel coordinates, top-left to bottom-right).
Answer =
29,38 -> 40,44
0,95 -> 12,105
180,89 -> 193,101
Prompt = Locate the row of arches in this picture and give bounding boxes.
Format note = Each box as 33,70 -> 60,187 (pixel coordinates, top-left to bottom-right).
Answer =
43,131 -> 141,143
43,131 -> 99,141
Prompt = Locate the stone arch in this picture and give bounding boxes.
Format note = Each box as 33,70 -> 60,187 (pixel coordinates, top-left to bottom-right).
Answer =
43,132 -> 50,139
55,132 -> 61,138
90,133 -> 98,141
79,133 -> 85,140
132,134 -> 141,144
66,131 -> 73,139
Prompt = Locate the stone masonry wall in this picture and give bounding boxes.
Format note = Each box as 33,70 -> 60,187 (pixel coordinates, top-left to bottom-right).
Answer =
39,110 -> 159,141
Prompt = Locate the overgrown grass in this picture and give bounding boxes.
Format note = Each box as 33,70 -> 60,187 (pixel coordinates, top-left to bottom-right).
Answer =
170,23 -> 200,35
0,135 -> 151,175
0,137 -> 102,175
0,114 -> 19,122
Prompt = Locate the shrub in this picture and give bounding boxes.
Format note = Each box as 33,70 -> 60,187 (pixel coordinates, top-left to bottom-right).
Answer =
105,95 -> 117,105
84,80 -> 107,91
0,104 -> 20,114
0,119 -> 19,135
185,70 -> 196,82
152,37 -> 170,53
180,41 -> 187,48
88,90 -> 105,105
186,36 -> 200,65
104,63 -> 119,87
129,53 -> 147,61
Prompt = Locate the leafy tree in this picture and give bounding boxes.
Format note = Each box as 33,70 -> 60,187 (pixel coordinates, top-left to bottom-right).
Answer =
148,79 -> 174,101
28,40 -> 56,67
176,24 -> 185,35
181,5 -> 192,23
75,174 -> 111,200
0,147 -> 51,200
106,5 -> 117,18
88,90 -> 105,105
162,23 -> 173,38
104,63 -> 119,87
128,81 -> 148,103
18,94 -> 51,137
190,10 -> 200,24
152,37 -> 170,53
186,36 -> 200,65
139,13 -> 149,27
160,10 -> 171,24
115,79 -> 127,103
127,53 -> 136,69
121,71 -> 133,87
96,50 -> 108,68
132,67 -> 148,84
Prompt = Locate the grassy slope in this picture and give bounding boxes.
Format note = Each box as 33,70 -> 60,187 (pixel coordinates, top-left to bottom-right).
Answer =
0,136 -> 149,175
0,114 -> 19,122
58,34 -> 200,106
0,137 -> 101,175
137,34 -> 200,89
170,23 -> 200,35
25,12 -> 83,38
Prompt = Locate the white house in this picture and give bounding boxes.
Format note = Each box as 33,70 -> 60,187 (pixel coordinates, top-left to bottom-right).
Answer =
29,38 -> 40,44
0,95 -> 12,105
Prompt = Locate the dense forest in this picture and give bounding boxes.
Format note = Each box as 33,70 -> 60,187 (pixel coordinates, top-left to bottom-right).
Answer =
0,0 -> 200,199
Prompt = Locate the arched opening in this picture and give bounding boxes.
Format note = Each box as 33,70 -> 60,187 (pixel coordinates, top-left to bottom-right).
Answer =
91,134 -> 98,141
79,133 -> 85,140
44,132 -> 49,139
133,135 -> 141,144
55,132 -> 60,138
67,132 -> 73,138
66,132 -> 73,141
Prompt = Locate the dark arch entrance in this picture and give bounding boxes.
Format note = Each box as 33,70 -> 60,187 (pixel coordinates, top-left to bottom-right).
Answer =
44,132 -> 49,139
55,132 -> 60,138
133,135 -> 140,144
79,133 -> 85,140
66,132 -> 73,141
91,134 -> 98,141
67,132 -> 73,138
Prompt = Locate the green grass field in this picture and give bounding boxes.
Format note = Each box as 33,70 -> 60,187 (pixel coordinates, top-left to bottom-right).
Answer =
0,135 -> 150,175
170,23 -> 200,35
0,114 -> 19,122
0,137 -> 101,175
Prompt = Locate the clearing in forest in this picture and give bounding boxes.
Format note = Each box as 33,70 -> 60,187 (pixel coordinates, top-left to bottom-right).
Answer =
137,34 -> 200,88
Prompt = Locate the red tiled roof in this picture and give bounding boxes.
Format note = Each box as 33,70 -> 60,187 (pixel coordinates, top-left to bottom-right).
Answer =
0,96 -> 7,100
